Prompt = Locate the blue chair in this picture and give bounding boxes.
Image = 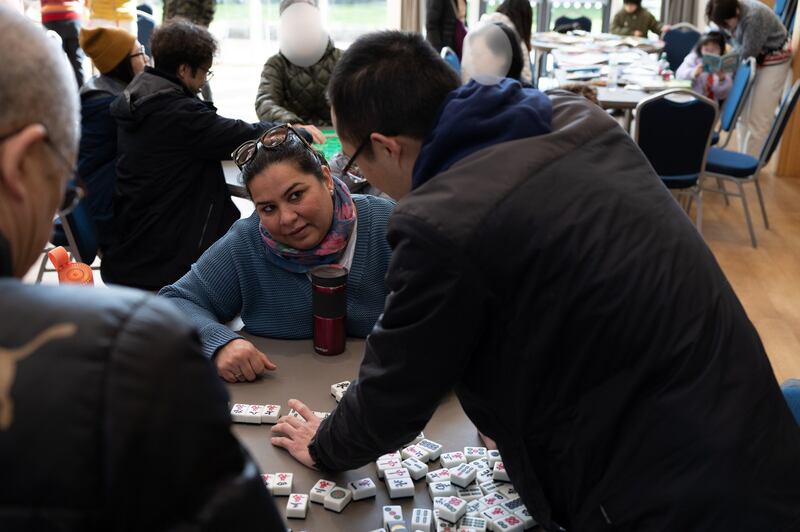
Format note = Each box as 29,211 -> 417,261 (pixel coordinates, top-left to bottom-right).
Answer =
553,16 -> 592,33
36,182 -> 99,282
712,58 -> 757,149
663,23 -> 701,72
137,5 -> 157,56
635,89 -> 719,232
775,0 -> 797,31
441,46 -> 460,75
702,80 -> 800,247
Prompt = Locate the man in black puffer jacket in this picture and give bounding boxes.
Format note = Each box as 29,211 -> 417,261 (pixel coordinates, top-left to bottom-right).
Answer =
0,8 -> 284,531
272,32 -> 800,532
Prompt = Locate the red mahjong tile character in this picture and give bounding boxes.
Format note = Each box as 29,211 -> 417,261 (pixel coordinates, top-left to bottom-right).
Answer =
491,507 -> 505,515
505,516 -> 521,525
278,473 -> 288,481
292,495 -> 303,502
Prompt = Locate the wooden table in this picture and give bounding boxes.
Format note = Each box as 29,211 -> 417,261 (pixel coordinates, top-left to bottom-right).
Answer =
226,334 -> 490,531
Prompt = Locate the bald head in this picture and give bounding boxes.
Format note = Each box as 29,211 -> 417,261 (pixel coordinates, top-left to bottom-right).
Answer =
0,6 -> 79,160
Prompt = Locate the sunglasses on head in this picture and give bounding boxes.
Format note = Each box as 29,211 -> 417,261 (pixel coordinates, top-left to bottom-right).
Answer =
232,124 -> 319,170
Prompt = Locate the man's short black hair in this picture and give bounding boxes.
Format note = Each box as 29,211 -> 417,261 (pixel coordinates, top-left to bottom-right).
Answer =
150,18 -> 217,75
623,0 -> 642,6
328,31 -> 461,157
705,0 -> 739,27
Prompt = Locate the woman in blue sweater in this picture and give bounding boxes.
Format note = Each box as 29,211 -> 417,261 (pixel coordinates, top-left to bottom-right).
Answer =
159,125 -> 394,383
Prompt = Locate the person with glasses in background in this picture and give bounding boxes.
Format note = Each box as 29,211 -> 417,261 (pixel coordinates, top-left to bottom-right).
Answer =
102,19 -> 323,291
159,125 -> 395,383
72,26 -> 148,253
0,8 -> 284,530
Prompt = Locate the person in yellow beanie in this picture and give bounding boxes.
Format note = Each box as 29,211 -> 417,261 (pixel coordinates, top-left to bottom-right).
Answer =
70,26 -> 147,252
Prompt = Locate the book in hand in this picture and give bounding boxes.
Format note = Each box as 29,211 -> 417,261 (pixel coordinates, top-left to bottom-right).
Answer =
702,52 -> 740,73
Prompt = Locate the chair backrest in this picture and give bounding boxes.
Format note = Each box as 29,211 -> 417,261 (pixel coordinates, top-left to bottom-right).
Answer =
720,57 -> 756,133
782,0 -> 797,31
635,89 -> 718,177
441,46 -> 461,75
553,16 -> 592,33
137,8 -> 157,56
663,23 -> 701,71
760,79 -> 800,165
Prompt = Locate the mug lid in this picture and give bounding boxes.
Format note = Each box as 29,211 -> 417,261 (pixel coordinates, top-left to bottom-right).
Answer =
310,265 -> 348,287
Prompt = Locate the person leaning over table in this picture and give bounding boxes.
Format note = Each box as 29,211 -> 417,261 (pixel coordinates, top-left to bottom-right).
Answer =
159,125 -> 394,384
269,31 -> 800,532
0,7 -> 284,530
611,0 -> 669,37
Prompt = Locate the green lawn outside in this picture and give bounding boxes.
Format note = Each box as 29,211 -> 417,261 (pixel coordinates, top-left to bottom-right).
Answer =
212,1 -> 386,26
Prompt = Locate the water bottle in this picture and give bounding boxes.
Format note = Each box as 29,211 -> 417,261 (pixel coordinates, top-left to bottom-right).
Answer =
47,246 -> 94,285
608,55 -> 619,89
310,265 -> 348,356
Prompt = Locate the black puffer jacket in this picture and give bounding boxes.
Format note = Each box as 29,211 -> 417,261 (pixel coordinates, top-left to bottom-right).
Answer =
310,86 -> 800,531
104,67 -> 274,290
426,0 -> 458,52
0,235 -> 283,531
254,40 -> 342,125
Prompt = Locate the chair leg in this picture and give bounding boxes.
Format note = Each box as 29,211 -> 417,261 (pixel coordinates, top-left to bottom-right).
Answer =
753,178 -> 769,229
35,253 -> 48,283
695,188 -> 703,234
686,193 -> 693,213
737,181 -> 757,248
716,178 -> 730,206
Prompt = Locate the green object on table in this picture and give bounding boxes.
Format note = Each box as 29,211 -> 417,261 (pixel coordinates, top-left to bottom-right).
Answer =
318,128 -> 342,161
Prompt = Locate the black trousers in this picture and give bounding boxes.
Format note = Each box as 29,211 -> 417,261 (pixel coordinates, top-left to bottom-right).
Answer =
43,19 -> 85,87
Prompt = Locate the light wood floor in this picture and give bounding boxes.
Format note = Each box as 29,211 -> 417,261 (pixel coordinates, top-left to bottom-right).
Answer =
701,167 -> 800,384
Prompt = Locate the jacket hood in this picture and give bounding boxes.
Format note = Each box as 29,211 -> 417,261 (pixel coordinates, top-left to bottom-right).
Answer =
110,67 -> 198,128
80,74 -> 127,100
412,79 -> 553,189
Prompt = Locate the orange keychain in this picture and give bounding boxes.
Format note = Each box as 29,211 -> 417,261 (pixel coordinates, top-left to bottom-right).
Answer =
47,247 -> 94,285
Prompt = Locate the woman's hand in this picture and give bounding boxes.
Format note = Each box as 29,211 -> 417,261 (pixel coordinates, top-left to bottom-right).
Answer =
271,399 -> 321,469
294,124 -> 327,145
215,339 -> 277,382
693,64 -> 704,79
633,30 -> 644,37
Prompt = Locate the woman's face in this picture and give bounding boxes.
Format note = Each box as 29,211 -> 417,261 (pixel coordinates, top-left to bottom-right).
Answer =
129,41 -> 148,75
723,16 -> 738,32
249,160 -> 335,250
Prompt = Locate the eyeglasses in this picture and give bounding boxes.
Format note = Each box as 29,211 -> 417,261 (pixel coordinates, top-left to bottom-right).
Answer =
201,67 -> 214,80
130,45 -> 148,60
0,126 -> 84,213
232,124 -> 318,170
340,137 -> 369,181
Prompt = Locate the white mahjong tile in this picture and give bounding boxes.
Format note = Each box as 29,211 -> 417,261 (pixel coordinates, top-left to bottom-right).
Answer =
309,479 -> 336,504
466,498 -> 488,517
492,462 -> 510,482
487,449 -> 502,467
449,462 -> 478,488
479,480 -> 501,494
493,513 -> 524,531
417,438 -> 444,460
440,451 -> 467,469
387,477 -> 415,498
476,467 -> 495,484
271,472 -> 293,496
231,403 -> 258,424
495,483 -> 518,499
260,404 -> 281,424
514,507 -> 536,530
434,496 -> 467,523
383,505 -> 404,529
402,457 -> 430,480
459,515 -> 489,532
429,481 -> 457,499
376,457 -> 404,478
457,487 -> 484,501
330,380 -> 350,401
402,444 -> 431,462
479,491 -> 508,508
426,467 -> 451,483
411,507 -> 433,532
378,451 -> 402,462
481,505 -> 511,525
464,447 -> 487,462
313,411 -> 330,420
323,486 -> 352,513
261,473 -> 274,493
285,493 -> 308,519
385,467 -> 411,480
348,477 -> 377,501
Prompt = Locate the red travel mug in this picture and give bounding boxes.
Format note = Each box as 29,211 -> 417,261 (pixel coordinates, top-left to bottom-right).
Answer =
310,265 -> 348,356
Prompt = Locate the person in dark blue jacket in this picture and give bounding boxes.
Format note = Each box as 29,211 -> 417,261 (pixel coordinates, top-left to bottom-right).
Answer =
75,26 -> 148,251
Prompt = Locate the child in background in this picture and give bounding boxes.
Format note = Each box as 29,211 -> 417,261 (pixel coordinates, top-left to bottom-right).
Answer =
611,0 -> 667,37
676,31 -> 733,101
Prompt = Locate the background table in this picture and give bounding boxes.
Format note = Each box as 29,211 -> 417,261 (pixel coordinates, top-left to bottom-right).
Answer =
227,334 -> 492,531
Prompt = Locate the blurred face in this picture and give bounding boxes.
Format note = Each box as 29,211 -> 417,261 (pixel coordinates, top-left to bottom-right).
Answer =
700,42 -> 723,56
249,160 -> 334,249
129,41 -> 148,75
177,62 -> 211,94
624,3 -> 638,12
723,16 -> 738,31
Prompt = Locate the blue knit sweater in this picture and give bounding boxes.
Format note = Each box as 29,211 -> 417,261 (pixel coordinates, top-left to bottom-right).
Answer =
159,195 -> 395,357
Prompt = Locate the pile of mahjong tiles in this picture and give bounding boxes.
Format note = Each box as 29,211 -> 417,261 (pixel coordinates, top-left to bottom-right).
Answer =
231,381 -> 537,531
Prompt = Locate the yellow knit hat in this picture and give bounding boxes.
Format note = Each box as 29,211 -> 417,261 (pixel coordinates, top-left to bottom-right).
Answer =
79,27 -> 136,74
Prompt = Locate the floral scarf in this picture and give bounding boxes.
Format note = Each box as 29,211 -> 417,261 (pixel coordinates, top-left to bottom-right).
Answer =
259,176 -> 356,273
